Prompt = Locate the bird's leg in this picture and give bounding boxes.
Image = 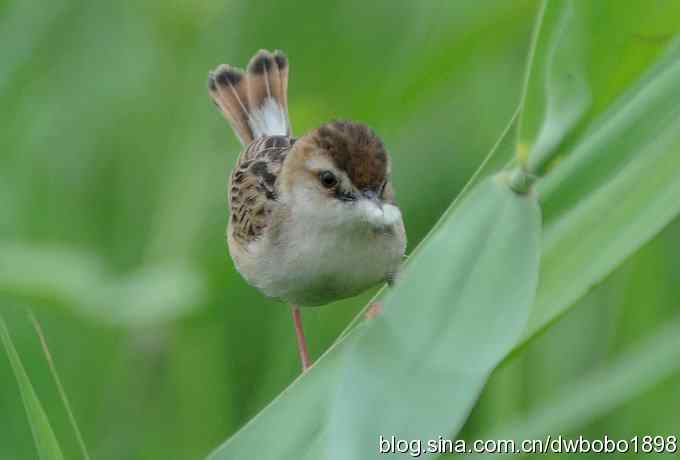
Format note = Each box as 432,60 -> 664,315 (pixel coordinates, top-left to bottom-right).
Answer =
365,302 -> 382,320
289,304 -> 310,371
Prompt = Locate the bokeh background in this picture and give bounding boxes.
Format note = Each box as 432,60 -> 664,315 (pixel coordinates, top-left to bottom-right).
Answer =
1,1 -> 678,459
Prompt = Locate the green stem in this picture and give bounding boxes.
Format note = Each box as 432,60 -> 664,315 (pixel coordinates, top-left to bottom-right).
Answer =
29,312 -> 92,460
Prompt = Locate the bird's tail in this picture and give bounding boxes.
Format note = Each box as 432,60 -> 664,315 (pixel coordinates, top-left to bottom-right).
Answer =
208,49 -> 290,145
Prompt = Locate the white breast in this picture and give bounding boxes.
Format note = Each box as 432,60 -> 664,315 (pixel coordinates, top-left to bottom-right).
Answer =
229,193 -> 406,306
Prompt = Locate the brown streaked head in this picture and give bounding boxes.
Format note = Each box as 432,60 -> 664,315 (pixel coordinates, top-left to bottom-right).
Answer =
311,120 -> 389,193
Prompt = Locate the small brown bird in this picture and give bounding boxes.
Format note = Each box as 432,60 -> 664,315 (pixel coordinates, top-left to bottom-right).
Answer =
208,50 -> 406,371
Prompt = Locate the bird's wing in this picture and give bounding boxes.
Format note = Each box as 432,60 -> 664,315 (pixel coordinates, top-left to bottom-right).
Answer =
229,135 -> 294,244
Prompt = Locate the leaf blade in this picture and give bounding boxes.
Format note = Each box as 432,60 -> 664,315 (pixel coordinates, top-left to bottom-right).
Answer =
208,176 -> 542,460
524,31 -> 680,343
327,177 -> 541,459
473,315 -> 680,459
0,314 -> 64,460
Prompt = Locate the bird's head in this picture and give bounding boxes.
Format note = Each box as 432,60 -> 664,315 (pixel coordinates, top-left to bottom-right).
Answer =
280,120 -> 402,231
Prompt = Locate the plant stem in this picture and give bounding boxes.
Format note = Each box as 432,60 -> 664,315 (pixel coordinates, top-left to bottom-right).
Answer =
29,312 -> 91,460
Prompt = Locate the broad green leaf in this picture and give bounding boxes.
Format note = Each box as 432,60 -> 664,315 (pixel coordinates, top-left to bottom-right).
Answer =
327,177 -> 540,459
473,315 -> 680,459
503,0 -> 680,348
207,176 -> 541,460
518,0 -> 680,174
0,314 -> 64,460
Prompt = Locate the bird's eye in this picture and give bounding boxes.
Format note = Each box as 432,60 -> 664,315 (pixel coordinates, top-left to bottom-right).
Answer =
319,170 -> 338,188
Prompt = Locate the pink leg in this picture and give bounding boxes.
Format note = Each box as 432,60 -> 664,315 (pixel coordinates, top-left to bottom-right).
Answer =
290,304 -> 310,371
365,302 -> 382,320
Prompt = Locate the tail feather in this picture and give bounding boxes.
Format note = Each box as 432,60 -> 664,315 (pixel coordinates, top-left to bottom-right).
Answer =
208,49 -> 291,146
208,65 -> 254,145
246,49 -> 290,139
273,50 -> 290,132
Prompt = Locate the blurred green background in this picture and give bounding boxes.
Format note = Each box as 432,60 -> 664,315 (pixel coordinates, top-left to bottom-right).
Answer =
1,1 -> 679,459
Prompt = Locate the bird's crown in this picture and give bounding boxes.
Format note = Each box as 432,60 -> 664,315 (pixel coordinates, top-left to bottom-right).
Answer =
309,120 -> 389,192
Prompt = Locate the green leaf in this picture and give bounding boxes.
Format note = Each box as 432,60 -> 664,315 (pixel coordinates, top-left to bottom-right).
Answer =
518,0 -> 680,174
0,314 -> 64,460
327,177 -> 541,459
518,4 -> 680,343
207,176 -> 542,460
473,315 -> 680,459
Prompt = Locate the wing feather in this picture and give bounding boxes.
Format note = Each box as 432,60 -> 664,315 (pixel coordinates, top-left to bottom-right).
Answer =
229,135 -> 294,244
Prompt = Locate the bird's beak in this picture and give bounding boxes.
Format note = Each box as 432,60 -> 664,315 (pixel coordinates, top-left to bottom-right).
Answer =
362,190 -> 383,209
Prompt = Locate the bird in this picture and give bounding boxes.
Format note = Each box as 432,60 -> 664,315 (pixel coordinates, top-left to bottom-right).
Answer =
208,49 -> 406,371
